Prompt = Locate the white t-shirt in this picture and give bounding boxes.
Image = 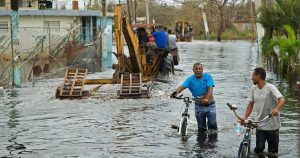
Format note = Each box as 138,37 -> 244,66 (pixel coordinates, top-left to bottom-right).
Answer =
248,83 -> 283,130
168,34 -> 177,49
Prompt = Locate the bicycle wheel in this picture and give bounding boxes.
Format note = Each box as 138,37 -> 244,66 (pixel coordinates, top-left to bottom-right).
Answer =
179,117 -> 188,137
239,144 -> 249,158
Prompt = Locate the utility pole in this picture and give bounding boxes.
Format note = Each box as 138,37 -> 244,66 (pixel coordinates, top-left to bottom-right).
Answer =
254,0 -> 264,49
102,0 -> 106,17
101,0 -> 108,70
146,0 -> 150,23
133,0 -> 137,24
127,0 -> 133,24
199,3 -> 209,40
249,0 -> 256,41
10,22 -> 14,86
10,0 -> 21,87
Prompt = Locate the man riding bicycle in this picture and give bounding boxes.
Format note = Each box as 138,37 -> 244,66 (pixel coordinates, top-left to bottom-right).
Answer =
171,62 -> 217,135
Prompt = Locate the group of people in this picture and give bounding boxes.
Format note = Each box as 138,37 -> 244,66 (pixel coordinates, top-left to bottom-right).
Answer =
136,25 -> 179,65
174,22 -> 193,41
136,25 -> 178,51
171,63 -> 285,156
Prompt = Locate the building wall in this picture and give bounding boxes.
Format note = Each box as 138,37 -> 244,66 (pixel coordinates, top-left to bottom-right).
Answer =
0,15 -> 80,56
233,22 -> 252,31
0,0 -> 9,9
0,13 -> 113,78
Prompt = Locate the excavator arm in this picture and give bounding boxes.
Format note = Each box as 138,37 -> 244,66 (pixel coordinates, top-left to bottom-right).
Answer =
114,5 -> 142,73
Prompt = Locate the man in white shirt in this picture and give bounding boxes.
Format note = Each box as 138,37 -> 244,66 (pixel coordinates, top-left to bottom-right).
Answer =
242,67 -> 285,156
167,30 -> 179,65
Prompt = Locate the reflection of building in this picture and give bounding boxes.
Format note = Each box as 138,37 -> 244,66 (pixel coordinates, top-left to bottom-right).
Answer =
0,0 -> 113,85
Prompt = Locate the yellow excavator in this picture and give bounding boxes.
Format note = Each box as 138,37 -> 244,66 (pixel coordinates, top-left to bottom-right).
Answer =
55,5 -> 178,99
174,21 -> 193,42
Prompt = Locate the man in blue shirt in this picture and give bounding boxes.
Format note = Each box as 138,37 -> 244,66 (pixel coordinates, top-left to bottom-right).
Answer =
152,26 -> 168,49
171,62 -> 217,135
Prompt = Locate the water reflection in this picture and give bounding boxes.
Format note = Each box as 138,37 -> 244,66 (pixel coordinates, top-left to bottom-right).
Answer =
193,133 -> 218,157
7,108 -> 19,128
3,90 -> 28,157
0,41 -> 298,157
7,90 -> 20,130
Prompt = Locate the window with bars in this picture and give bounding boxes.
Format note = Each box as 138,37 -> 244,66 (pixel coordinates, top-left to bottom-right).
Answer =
0,0 -> 5,7
18,0 -> 26,7
43,21 -> 60,33
0,21 -> 8,32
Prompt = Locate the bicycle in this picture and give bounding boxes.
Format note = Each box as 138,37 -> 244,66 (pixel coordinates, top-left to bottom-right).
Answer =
227,103 -> 272,158
173,94 -> 197,137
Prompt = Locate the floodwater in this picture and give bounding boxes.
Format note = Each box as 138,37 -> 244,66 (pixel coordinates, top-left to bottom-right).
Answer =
0,41 -> 299,158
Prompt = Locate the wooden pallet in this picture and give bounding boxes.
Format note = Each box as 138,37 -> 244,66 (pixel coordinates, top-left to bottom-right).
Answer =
56,68 -> 88,98
117,73 -> 152,98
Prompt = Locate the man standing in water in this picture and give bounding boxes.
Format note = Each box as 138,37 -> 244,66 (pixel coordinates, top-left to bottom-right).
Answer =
241,67 -> 285,156
171,62 -> 217,135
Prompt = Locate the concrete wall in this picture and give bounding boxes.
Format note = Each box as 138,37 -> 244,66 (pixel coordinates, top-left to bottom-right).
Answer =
0,11 -> 114,85
233,22 -> 252,31
0,16 -> 80,53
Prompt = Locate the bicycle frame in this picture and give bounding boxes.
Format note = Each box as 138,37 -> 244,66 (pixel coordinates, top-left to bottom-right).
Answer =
173,95 -> 197,137
178,97 -> 191,136
238,125 -> 252,158
227,103 -> 271,158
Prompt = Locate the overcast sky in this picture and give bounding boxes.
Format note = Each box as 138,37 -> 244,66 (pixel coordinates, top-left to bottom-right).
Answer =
54,0 -> 181,9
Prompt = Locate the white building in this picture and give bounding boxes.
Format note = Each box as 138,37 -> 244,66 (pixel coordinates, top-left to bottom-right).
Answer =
0,0 -> 113,85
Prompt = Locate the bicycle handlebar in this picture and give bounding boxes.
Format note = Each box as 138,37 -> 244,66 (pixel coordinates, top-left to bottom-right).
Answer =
227,103 -> 272,128
173,94 -> 185,99
173,94 -> 198,103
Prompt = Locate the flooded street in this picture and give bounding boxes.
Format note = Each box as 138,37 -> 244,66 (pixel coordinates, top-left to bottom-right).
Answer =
0,41 -> 299,157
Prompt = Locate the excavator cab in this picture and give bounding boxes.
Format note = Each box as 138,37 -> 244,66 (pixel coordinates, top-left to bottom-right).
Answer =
131,23 -> 156,64
131,23 -> 172,67
175,21 -> 192,42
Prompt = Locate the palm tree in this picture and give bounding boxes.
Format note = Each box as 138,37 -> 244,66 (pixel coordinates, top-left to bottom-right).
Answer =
268,25 -> 300,75
256,0 -> 300,77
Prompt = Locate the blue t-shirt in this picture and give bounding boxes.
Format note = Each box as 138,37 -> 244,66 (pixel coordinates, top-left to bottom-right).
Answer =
152,31 -> 167,48
182,73 -> 215,97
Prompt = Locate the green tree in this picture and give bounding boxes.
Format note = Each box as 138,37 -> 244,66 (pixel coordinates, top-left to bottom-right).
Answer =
257,0 -> 300,77
268,25 -> 300,75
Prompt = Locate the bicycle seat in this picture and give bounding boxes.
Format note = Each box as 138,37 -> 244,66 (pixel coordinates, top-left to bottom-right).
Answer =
227,103 -> 238,110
